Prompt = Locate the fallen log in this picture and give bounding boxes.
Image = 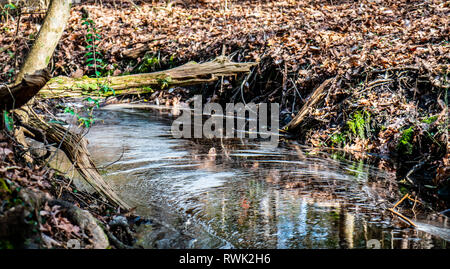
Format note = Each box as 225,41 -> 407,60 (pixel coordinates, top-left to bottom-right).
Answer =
39,56 -> 257,98
121,36 -> 166,59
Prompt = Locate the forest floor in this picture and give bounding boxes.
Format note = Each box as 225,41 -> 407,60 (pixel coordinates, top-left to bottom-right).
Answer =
0,0 -> 449,248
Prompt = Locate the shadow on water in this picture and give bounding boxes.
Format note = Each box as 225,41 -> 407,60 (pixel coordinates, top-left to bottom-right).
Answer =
84,105 -> 449,249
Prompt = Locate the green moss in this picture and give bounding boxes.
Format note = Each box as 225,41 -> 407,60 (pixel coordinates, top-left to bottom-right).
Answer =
49,77 -> 65,84
397,126 -> 414,155
76,82 -> 98,92
421,115 -> 438,124
136,54 -> 160,73
141,86 -> 154,93
346,110 -> 371,140
0,240 -> 14,249
0,178 -> 11,194
329,132 -> 346,146
0,178 -> 23,211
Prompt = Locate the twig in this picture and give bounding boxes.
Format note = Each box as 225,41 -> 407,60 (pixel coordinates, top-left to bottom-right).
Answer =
289,77 -> 304,103
2,83 -> 15,111
411,195 -> 418,219
369,66 -> 420,73
355,78 -> 394,95
3,166 -> 20,170
404,157 -> 428,185
391,193 -> 409,210
387,208 -> 417,227
98,145 -> 125,169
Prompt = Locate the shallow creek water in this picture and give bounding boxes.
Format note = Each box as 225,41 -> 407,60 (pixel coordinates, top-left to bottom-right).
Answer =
81,105 -> 449,249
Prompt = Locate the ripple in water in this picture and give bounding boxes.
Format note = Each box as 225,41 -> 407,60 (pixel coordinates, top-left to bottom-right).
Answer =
82,105 -> 450,249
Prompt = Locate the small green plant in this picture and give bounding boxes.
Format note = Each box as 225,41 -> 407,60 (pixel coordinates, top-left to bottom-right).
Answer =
81,16 -> 106,78
347,110 -> 371,140
84,97 -> 100,109
98,84 -> 115,96
3,111 -> 13,132
397,126 -> 414,155
1,3 -> 16,24
157,75 -> 172,89
421,115 -> 438,124
136,54 -> 160,73
63,82 -> 115,128
6,68 -> 15,80
168,54 -> 176,68
63,106 -> 96,128
329,132 -> 346,146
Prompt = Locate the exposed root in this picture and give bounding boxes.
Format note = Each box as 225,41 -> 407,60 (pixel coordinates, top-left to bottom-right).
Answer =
17,110 -> 131,210
0,69 -> 50,112
47,199 -> 109,249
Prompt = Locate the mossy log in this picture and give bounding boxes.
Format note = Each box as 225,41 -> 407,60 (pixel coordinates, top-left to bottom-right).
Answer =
39,56 -> 257,98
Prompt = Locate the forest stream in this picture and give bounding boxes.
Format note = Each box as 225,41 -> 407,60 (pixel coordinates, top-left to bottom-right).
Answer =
55,104 -> 450,249
1,0 -> 450,255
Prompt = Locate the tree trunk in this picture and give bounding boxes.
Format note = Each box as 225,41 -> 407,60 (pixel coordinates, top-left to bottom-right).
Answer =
14,0 -> 70,85
1,0 -> 130,210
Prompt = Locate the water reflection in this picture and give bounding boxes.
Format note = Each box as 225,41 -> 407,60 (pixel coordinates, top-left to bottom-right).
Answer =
84,105 -> 449,249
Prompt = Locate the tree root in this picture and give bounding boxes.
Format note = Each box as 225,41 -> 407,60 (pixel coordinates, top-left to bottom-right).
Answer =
0,70 -> 50,112
17,110 -> 131,210
104,216 -> 135,249
48,199 -> 109,249
1,185 -> 110,248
